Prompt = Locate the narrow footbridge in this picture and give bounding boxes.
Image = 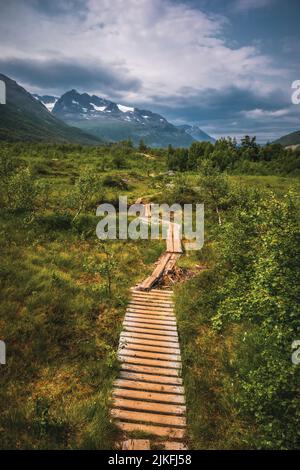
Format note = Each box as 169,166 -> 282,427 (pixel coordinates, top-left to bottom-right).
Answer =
111,203 -> 187,450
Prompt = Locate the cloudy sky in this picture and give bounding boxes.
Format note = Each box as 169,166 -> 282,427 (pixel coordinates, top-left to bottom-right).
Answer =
0,0 -> 299,141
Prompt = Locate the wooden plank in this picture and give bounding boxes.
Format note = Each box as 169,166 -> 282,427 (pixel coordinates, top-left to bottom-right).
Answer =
113,388 -> 185,404
122,439 -> 150,450
114,379 -> 184,395
123,325 -> 178,338
164,253 -> 181,274
132,289 -> 173,298
130,300 -> 174,308
119,340 -> 180,354
121,363 -> 180,377
114,397 -> 186,415
118,349 -> 181,362
128,302 -> 174,311
166,224 -> 174,252
127,307 -> 174,315
131,295 -> 174,305
121,331 -> 179,343
127,307 -> 174,316
125,313 -> 176,323
125,313 -> 176,322
144,204 -> 151,218
118,355 -> 181,370
120,337 -> 180,351
132,295 -> 173,302
138,253 -> 171,290
117,421 -> 185,439
112,408 -> 186,427
172,223 -> 183,253
132,288 -> 173,294
125,315 -> 176,326
123,323 -> 178,334
119,371 -> 183,386
162,441 -> 188,450
123,321 -> 177,332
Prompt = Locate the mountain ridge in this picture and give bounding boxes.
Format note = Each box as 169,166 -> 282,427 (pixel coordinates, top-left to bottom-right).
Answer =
0,74 -> 102,144
274,129 -> 300,147
35,89 -> 214,147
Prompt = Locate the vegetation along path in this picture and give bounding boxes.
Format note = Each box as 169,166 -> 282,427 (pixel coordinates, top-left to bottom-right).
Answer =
111,204 -> 187,450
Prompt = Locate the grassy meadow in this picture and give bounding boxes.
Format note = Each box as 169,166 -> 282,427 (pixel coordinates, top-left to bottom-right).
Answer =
0,140 -> 299,449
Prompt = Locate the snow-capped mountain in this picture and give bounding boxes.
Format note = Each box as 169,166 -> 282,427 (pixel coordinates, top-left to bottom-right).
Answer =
34,89 -> 214,147
51,89 -> 170,127
0,75 -> 101,144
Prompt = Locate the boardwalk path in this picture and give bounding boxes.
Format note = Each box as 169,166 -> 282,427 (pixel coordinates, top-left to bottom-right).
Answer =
111,203 -> 187,450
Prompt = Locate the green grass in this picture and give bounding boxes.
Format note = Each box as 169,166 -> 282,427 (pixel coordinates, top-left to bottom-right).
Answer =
1,142 -> 299,449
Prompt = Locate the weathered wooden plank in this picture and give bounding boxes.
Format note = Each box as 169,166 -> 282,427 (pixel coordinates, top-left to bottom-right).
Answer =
121,363 -> 180,377
113,388 -> 185,404
123,325 -> 178,338
124,315 -> 176,326
172,223 -> 183,254
131,295 -> 174,306
114,397 -> 186,415
122,439 -> 150,450
138,253 -> 171,290
119,371 -> 183,386
125,314 -> 176,323
121,331 -> 179,343
118,355 -> 181,370
164,253 -> 181,274
119,340 -> 180,354
125,312 -> 176,325
132,288 -> 173,294
127,307 -> 174,316
123,321 -> 177,332
129,297 -> 174,305
118,348 -> 181,362
114,379 -> 184,395
162,441 -> 188,450
132,290 -> 174,298
166,224 -> 174,252
128,302 -> 174,311
112,408 -> 186,427
117,422 -> 185,439
131,295 -> 173,302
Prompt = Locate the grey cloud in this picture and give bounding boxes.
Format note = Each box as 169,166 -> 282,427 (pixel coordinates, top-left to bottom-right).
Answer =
144,85 -> 297,142
0,57 -> 142,95
148,86 -> 289,121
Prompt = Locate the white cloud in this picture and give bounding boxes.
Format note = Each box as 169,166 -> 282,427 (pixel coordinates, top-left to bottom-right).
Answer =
0,0 -> 286,104
242,107 -> 291,118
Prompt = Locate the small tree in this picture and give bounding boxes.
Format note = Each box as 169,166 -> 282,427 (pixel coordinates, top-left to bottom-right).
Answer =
138,139 -> 147,153
98,243 -> 117,296
70,169 -> 102,222
6,167 -> 36,212
198,160 -> 229,225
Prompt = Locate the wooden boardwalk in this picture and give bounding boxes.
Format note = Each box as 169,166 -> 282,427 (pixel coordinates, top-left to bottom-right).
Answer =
112,203 -> 187,450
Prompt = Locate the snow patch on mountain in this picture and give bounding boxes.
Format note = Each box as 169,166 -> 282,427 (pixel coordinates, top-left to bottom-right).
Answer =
117,104 -> 134,113
91,104 -> 106,112
44,100 -> 57,112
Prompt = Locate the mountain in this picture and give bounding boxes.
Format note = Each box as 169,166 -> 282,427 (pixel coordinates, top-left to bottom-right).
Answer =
0,75 -> 101,144
177,124 -> 215,143
274,130 -> 300,147
39,89 -> 195,148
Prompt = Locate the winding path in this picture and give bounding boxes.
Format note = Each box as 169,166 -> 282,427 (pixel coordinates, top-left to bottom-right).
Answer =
111,204 -> 187,450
